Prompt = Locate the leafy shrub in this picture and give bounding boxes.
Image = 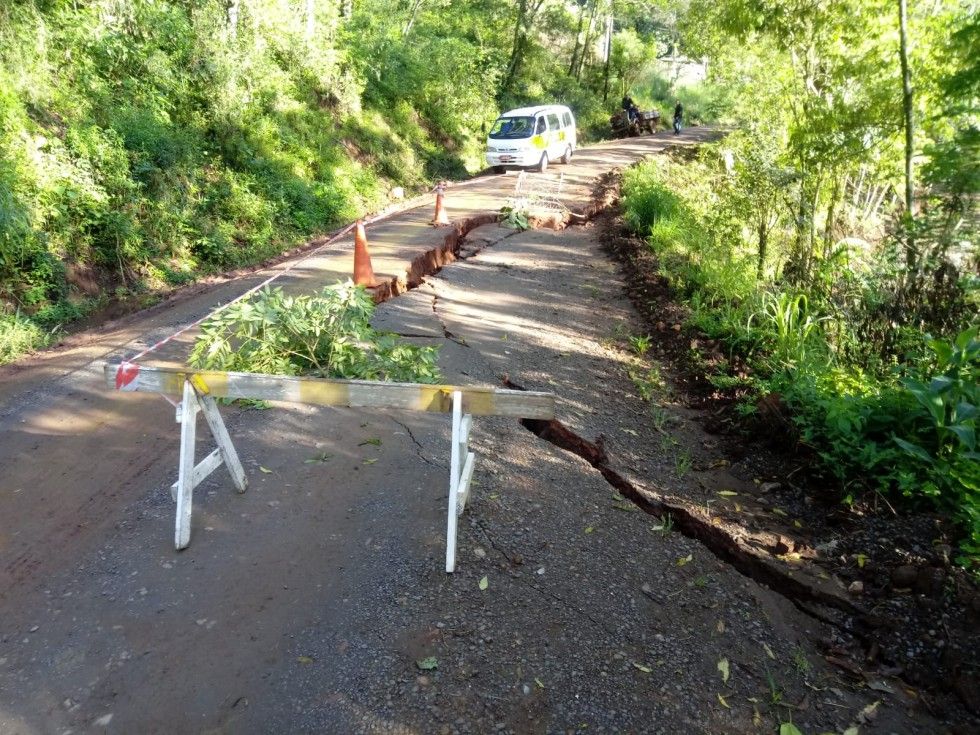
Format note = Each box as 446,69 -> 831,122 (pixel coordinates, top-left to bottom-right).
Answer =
623,155 -> 980,569
750,292 -> 830,370
893,328 -> 980,564
189,282 -> 441,384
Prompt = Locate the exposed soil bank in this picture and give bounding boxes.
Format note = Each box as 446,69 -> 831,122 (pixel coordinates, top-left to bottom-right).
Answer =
594,186 -> 980,720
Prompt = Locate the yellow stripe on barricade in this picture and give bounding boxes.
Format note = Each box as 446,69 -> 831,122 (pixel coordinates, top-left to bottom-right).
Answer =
105,363 -> 555,419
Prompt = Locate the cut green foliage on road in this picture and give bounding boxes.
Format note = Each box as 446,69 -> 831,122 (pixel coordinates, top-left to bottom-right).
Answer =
189,281 -> 440,383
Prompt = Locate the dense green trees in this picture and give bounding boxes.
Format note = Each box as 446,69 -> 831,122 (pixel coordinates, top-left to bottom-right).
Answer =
622,0 -> 978,567
0,0 -> 675,358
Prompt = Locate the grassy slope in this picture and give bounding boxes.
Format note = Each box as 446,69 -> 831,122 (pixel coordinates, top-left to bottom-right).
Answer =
0,1 -> 484,361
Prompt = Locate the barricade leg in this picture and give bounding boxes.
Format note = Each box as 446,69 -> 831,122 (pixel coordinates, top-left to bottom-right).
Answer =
175,380 -> 199,550
172,378 -> 248,550
446,391 -> 476,573
194,381 -> 247,494
446,391 -> 462,572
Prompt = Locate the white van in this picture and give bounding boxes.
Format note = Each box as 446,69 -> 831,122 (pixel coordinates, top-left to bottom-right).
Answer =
486,105 -> 576,173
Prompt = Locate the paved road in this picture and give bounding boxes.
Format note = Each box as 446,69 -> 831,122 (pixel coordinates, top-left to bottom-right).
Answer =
0,130 -> 710,608
0,126 -> 936,734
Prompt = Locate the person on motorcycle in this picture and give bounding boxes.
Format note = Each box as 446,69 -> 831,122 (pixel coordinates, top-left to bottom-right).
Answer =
622,95 -> 638,123
673,100 -> 683,134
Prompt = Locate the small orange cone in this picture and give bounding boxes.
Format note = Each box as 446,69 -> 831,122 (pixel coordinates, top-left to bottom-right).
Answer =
431,183 -> 451,226
353,220 -> 377,287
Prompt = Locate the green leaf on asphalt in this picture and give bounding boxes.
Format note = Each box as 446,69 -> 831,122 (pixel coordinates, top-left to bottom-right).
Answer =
534,677 -> 545,689
416,657 -> 438,670
632,662 -> 652,673
296,656 -> 314,664
259,466 -> 272,474
717,490 -> 738,497
779,724 -> 804,735
478,576 -> 488,591
677,554 -> 693,566
718,658 -> 730,683
362,458 -> 378,465
359,438 -> 382,446
584,526 -> 595,534
717,693 -> 730,709
763,642 -> 776,660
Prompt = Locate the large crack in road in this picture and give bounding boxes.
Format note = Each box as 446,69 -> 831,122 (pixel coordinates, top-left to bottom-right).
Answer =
379,193 -> 870,633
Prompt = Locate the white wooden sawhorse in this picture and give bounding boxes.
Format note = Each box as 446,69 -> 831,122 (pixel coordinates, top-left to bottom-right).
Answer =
171,375 -> 248,549
106,363 -> 554,573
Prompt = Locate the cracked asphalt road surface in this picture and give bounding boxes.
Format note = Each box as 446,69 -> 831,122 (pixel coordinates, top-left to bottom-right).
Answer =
0,130 -> 939,733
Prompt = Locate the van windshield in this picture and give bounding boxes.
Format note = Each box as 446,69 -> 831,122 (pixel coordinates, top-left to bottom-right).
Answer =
489,116 -> 535,139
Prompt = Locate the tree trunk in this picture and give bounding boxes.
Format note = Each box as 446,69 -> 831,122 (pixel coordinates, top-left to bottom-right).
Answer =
305,0 -> 315,41
403,0 -> 425,37
576,0 -> 601,80
757,219 -> 768,279
501,0 -> 529,99
898,0 -> 916,268
823,175 -> 841,258
602,12 -> 613,102
227,0 -> 241,39
568,1 -> 587,75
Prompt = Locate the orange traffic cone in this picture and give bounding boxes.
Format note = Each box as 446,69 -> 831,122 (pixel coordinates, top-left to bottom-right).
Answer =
353,220 -> 377,287
431,183 -> 451,226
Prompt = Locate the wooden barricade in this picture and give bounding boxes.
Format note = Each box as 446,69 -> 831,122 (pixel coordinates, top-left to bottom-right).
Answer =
105,363 -> 555,572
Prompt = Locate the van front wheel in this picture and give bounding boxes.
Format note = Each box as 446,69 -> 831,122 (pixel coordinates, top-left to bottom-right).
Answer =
560,146 -> 572,164
536,153 -> 549,173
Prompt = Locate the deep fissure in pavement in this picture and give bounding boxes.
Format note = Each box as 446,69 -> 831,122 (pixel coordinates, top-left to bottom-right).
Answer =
502,379 -> 872,636
371,186 -> 879,656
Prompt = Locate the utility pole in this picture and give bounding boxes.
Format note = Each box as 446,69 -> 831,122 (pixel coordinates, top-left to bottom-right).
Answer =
898,0 -> 916,265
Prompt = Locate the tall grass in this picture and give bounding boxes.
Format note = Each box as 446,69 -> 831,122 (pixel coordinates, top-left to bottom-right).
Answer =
0,310 -> 49,364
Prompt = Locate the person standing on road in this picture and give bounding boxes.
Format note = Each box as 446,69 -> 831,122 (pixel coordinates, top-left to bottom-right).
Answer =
673,100 -> 683,134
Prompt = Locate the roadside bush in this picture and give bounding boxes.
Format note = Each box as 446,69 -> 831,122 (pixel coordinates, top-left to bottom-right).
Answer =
0,309 -> 49,364
189,282 -> 441,384
622,155 -> 979,570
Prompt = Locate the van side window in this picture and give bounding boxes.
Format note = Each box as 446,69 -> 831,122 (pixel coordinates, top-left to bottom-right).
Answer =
562,112 -> 572,127
535,117 -> 546,134
547,113 -> 560,130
